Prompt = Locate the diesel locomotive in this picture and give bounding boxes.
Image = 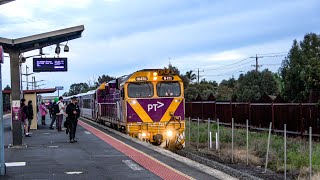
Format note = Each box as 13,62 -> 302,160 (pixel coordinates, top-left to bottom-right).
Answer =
65,69 -> 185,149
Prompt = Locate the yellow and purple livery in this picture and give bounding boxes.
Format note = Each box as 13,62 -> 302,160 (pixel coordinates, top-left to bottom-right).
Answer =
94,69 -> 185,148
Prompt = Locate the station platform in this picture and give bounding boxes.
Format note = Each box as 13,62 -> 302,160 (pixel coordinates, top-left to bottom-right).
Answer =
1,114 -> 236,180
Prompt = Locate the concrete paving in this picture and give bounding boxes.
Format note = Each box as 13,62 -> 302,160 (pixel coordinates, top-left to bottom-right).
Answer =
0,113 -> 226,180
1,114 -> 160,180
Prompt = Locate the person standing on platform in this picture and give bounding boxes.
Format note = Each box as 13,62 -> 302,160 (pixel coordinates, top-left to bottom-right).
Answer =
49,98 -> 59,129
56,96 -> 65,131
20,99 -> 31,137
27,100 -> 34,133
39,102 -> 47,125
66,96 -> 80,143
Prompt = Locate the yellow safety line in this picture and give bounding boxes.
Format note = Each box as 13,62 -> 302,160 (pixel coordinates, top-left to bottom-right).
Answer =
79,120 -> 195,180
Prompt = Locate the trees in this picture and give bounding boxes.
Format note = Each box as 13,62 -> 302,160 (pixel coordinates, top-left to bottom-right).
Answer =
234,70 -> 279,102
95,75 -> 116,87
67,83 -> 89,96
280,33 -> 320,102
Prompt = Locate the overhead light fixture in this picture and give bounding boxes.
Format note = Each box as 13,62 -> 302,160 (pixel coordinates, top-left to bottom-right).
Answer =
19,54 -> 26,63
55,44 -> 61,55
64,44 -> 69,52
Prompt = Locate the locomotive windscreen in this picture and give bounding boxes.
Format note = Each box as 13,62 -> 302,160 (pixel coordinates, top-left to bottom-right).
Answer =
128,82 -> 153,98
156,82 -> 181,97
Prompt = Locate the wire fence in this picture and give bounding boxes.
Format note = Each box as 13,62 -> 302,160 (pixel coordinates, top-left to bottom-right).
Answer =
185,117 -> 320,179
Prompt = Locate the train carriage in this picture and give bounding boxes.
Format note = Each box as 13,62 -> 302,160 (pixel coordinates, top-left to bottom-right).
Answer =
78,90 -> 96,120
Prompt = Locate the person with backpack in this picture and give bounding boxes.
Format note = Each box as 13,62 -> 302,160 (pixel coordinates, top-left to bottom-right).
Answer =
49,97 -> 59,129
20,98 -> 31,137
56,96 -> 65,131
27,100 -> 34,133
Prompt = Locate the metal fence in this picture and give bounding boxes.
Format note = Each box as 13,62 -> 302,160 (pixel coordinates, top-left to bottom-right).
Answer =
185,101 -> 320,135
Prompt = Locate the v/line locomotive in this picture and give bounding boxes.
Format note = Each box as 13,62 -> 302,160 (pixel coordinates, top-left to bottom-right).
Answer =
64,69 -> 185,149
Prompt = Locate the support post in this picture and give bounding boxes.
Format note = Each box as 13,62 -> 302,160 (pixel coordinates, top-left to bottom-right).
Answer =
208,118 -> 210,151
284,124 -> 287,180
197,117 -> 199,150
0,60 -> 6,175
209,132 -> 212,149
9,50 -> 23,145
309,127 -> 312,180
188,117 -> 191,147
246,119 -> 249,165
264,122 -> 272,173
217,118 -> 220,150
232,118 -> 234,163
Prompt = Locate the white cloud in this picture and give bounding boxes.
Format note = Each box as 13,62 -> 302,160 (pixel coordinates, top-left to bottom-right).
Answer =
1,0 -> 320,93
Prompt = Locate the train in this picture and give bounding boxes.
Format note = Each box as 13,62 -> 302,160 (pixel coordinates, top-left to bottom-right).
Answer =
64,69 -> 185,149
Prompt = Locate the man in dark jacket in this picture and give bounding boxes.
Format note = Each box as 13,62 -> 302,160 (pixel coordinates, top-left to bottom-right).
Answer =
20,99 -> 31,137
27,100 -> 34,132
66,96 -> 80,143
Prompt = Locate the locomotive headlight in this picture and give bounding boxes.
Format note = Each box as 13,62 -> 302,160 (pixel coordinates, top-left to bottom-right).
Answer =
142,132 -> 147,137
153,72 -> 157,76
131,100 -> 137,105
166,130 -> 173,137
153,77 -> 158,81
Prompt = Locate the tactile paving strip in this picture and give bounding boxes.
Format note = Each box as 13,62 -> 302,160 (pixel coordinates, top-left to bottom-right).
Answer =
79,121 -> 194,180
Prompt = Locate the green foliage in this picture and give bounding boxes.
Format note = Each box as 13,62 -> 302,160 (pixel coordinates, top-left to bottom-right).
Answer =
216,85 -> 233,101
235,69 -> 279,102
184,86 -> 199,101
67,83 -> 89,96
280,33 -> 320,102
184,81 -> 217,101
95,74 -> 116,87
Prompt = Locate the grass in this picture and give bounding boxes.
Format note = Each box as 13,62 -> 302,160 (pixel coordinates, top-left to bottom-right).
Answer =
185,120 -> 320,179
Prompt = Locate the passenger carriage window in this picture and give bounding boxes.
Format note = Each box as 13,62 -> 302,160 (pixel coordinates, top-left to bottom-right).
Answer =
128,83 -> 153,98
157,82 -> 181,97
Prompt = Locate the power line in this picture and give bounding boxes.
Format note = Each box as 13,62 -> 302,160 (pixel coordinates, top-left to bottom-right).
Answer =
204,57 -> 253,71
257,52 -> 288,56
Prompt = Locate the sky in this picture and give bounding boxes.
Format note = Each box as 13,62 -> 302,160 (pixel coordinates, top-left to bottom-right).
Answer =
1,0 -> 320,96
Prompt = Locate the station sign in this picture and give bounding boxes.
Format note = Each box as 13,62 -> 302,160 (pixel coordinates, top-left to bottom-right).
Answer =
0,45 -> 3,64
33,57 -> 67,72
55,86 -> 64,90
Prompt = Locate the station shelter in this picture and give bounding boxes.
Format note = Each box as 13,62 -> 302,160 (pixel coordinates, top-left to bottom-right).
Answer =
2,88 -> 56,130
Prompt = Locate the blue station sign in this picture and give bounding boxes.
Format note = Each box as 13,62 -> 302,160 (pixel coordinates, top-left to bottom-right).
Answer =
33,58 -> 67,72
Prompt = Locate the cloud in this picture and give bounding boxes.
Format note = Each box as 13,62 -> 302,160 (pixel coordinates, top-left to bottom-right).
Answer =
1,0 -> 320,94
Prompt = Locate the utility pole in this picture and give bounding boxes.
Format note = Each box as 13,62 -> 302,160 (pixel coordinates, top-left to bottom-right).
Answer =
255,54 -> 258,72
22,65 -> 35,90
197,68 -> 204,84
250,54 -> 263,72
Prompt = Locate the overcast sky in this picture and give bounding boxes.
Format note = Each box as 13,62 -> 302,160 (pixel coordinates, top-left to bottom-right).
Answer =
1,0 -> 320,96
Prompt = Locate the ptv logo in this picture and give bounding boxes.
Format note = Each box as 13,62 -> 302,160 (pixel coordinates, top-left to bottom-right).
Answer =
147,101 -> 164,112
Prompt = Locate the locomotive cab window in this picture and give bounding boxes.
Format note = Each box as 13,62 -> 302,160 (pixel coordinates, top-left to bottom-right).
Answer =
157,82 -> 181,97
128,82 -> 154,98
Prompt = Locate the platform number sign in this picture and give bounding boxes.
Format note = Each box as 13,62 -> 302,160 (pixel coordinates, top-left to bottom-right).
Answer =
12,100 -> 20,108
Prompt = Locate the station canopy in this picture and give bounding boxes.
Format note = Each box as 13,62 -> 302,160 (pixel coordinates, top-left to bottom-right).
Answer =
0,0 -> 14,5
0,25 -> 84,53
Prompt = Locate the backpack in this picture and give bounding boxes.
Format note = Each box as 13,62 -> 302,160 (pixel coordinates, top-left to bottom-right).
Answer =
53,102 -> 60,114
